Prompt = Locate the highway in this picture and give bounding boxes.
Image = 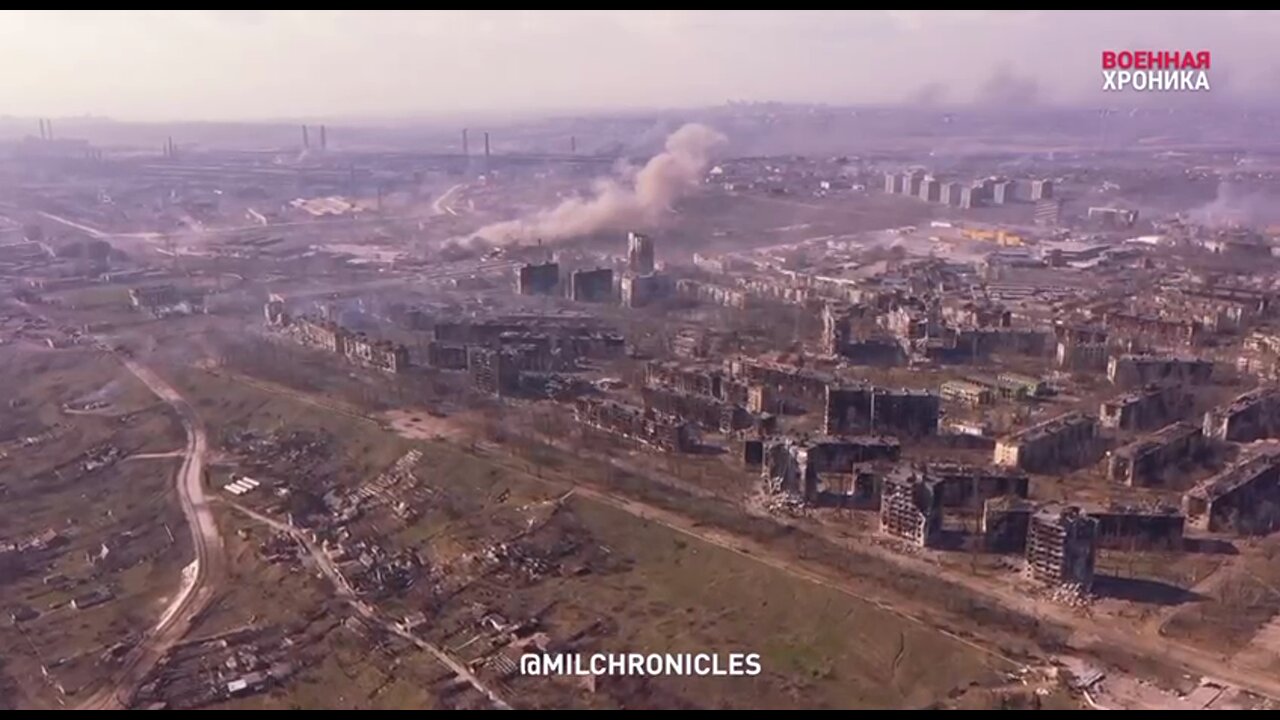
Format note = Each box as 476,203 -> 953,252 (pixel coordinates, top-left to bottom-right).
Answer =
77,358 -> 224,710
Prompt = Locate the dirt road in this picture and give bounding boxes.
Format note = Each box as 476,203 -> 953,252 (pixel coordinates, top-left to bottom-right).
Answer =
78,358 -> 225,710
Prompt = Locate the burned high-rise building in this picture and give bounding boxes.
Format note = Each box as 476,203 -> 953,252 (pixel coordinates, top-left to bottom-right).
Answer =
517,261 -> 560,296
571,268 -> 614,303
1025,505 -> 1098,591
627,231 -> 656,275
879,467 -> 942,548
468,346 -> 521,397
823,385 -> 939,437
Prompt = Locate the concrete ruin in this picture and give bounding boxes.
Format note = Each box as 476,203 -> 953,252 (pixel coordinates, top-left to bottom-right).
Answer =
1107,421 -> 1205,487
675,278 -> 751,310
1108,354 -> 1213,389
573,398 -> 697,453
1203,386 -> 1280,442
1184,443 -> 1280,534
620,272 -> 669,308
570,267 -> 613,303
994,412 -> 1099,473
1088,503 -> 1185,551
1100,384 -> 1188,431
626,231 -> 655,274
879,467 -> 942,548
517,261 -> 560,296
1106,311 -> 1200,348
981,497 -> 1037,553
729,357 -> 830,409
291,316 -> 409,373
129,284 -> 205,317
926,462 -> 1030,510
640,385 -> 754,433
823,385 -> 940,437
1025,505 -> 1098,591
468,346 -> 521,397
763,436 -> 901,499
1056,341 -> 1107,372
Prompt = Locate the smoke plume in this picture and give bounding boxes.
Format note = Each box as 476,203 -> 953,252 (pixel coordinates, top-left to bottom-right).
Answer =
473,122 -> 726,244
1188,181 -> 1280,228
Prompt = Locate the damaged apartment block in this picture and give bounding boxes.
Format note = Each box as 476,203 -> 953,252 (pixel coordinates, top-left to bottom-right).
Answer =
574,397 -> 697,453
879,466 -> 943,548
291,316 -> 409,373
994,411 -> 1099,473
516,261 -> 560,296
1025,505 -> 1098,591
823,385 -> 940,437
1107,353 -> 1213,389
1203,386 -> 1280,442
763,436 -> 901,499
1184,443 -> 1280,534
1100,384 -> 1189,431
640,385 -> 754,433
570,267 -> 614,303
1107,421 -> 1206,487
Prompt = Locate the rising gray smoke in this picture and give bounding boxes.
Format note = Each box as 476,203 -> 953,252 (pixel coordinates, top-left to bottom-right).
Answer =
472,122 -> 726,244
1188,180 -> 1280,228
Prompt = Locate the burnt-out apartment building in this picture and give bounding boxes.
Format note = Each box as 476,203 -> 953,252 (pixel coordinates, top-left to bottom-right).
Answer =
1087,503 -> 1185,551
879,467 -> 943,548
640,385 -> 754,433
1100,384 -> 1188,431
1183,443 -> 1280,534
1203,386 -> 1280,442
1107,354 -> 1213,389
1106,421 -> 1205,487
1105,311 -> 1200,348
927,462 -> 1030,510
763,436 -> 901,499
823,385 -> 940,437
574,398 -> 697,453
570,268 -> 614,303
1025,505 -> 1098,590
467,346 -> 521,397
994,412 -> 1099,473
344,334 -> 410,374
516,261 -> 560,296
729,358 -> 832,411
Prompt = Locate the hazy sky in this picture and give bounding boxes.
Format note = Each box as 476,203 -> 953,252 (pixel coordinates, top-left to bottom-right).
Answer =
3,10 -> 1277,121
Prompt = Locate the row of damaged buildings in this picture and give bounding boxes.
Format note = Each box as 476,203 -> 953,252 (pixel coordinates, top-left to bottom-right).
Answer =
283,313 -> 409,373
425,316 -> 626,397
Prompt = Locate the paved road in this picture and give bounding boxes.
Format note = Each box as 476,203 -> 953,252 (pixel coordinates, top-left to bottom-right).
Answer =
78,358 -> 224,710
224,502 -> 511,710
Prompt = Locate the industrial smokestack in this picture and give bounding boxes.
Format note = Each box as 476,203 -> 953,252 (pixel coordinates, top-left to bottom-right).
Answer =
462,128 -> 469,156
46,119 -> 52,141
302,125 -> 310,149
38,119 -> 45,140
484,132 -> 490,158
320,125 -> 327,151
570,135 -> 577,154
